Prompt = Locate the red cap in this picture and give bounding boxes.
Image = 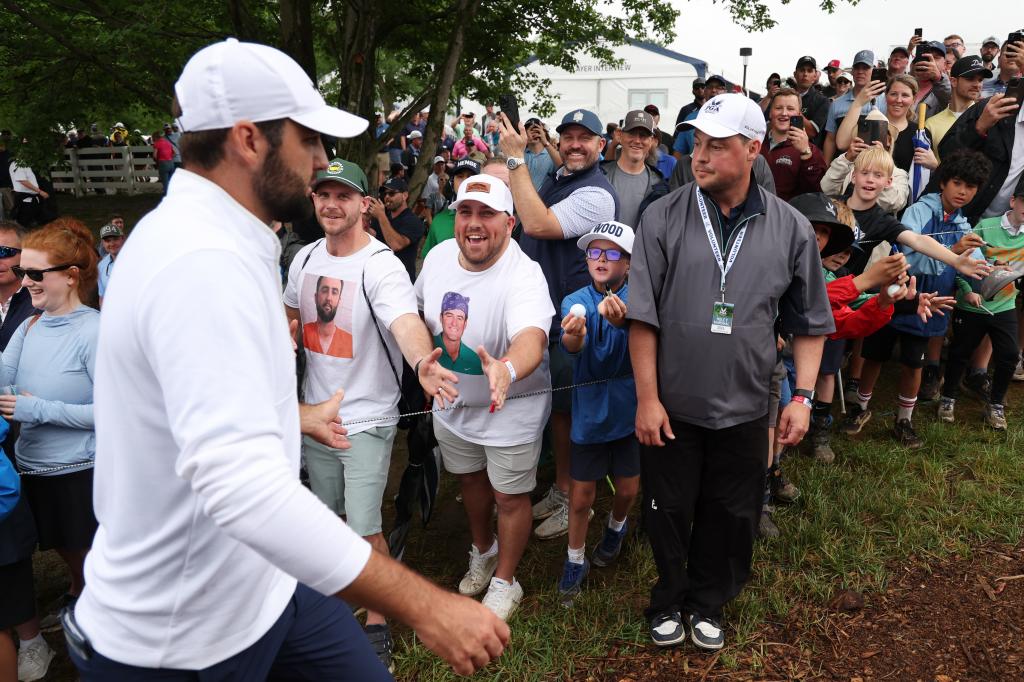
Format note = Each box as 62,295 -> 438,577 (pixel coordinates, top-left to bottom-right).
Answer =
826,59 -> 841,70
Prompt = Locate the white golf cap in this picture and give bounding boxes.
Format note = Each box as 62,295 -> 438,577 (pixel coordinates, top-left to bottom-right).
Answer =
449,174 -> 514,214
174,38 -> 368,138
682,93 -> 766,141
432,155 -> 445,164
577,221 -> 635,255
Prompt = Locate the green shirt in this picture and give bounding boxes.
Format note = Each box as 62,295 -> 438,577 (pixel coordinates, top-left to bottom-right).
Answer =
433,332 -> 483,375
421,208 -> 455,259
955,215 -> 1024,315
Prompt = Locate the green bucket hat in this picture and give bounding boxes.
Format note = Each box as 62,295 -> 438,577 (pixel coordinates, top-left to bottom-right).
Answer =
312,158 -> 368,194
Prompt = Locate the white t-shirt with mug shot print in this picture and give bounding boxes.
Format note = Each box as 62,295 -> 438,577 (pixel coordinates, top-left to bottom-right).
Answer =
284,237 -> 416,435
416,238 -> 554,447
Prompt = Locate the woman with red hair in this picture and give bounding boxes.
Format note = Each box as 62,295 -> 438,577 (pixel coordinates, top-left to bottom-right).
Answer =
0,217 -> 99,646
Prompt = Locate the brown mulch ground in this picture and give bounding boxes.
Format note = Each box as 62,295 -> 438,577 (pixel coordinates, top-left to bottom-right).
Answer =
574,545 -> 1024,681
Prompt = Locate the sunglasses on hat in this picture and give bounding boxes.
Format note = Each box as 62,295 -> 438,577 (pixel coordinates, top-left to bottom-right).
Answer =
13,264 -> 74,282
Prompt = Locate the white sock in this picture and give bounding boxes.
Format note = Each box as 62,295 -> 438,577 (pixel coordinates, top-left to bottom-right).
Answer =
20,633 -> 44,648
608,512 -> 626,532
897,394 -> 917,421
856,391 -> 871,410
479,538 -> 498,558
567,545 -> 586,564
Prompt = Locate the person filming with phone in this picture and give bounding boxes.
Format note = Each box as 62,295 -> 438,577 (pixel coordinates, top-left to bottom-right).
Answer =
761,88 -> 826,200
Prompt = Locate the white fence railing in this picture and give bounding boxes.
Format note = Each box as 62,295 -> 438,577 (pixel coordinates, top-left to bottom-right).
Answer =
51,146 -> 162,196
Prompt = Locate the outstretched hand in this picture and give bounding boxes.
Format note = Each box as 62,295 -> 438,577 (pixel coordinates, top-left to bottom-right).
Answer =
299,389 -> 350,450
477,346 -> 511,411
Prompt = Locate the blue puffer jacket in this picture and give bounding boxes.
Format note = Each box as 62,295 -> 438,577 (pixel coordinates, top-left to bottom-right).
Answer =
889,192 -> 981,337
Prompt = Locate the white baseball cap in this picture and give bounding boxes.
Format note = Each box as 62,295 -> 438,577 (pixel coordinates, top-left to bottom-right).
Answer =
577,221 -> 635,255
682,93 -> 767,141
174,38 -> 367,138
449,174 -> 514,214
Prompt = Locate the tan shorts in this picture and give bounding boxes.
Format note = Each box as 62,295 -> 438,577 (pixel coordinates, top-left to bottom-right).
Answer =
433,418 -> 541,495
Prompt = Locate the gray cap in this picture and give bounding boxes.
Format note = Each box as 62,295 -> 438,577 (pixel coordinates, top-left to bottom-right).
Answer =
621,110 -> 655,134
853,50 -> 875,67
982,35 -> 1000,47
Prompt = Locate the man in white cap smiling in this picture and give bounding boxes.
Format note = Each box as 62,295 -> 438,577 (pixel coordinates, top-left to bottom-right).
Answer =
416,174 -> 553,621
627,93 -> 833,651
73,39 -> 508,680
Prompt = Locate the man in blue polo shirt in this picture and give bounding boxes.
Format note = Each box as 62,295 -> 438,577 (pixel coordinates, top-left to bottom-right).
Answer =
823,50 -> 887,162
497,108 -> 619,541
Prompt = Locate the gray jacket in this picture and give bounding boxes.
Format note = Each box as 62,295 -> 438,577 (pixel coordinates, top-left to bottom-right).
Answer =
670,153 -> 777,195
629,182 -> 834,429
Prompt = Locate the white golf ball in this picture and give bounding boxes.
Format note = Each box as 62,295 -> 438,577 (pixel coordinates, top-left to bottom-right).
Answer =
570,303 -> 587,318
886,284 -> 901,297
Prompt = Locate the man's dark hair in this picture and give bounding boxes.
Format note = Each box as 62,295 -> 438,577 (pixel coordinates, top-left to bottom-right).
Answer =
0,219 -> 25,240
935,150 -> 991,188
170,96 -> 285,170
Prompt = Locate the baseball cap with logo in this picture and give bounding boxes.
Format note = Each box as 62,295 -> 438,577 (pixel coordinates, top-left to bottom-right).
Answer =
927,40 -> 947,56
450,174 -> 514,214
174,38 -> 367,138
706,74 -> 727,87
382,177 -> 409,193
825,59 -> 841,71
99,223 -> 124,239
951,55 -> 993,79
408,130 -> 423,140
576,220 -> 635,255
982,36 -> 1000,48
452,158 -> 481,177
622,110 -> 655,134
853,50 -> 875,67
681,93 -> 766,141
835,69 -> 853,84
556,109 -> 603,135
789,192 -> 857,257
796,55 -> 817,69
312,158 -> 368,193
432,155 -> 445,165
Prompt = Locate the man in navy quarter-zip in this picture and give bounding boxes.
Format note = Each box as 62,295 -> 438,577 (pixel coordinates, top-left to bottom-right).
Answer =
627,93 -> 833,652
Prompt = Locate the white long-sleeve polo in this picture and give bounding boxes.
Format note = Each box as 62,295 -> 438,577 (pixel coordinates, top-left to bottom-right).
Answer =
76,170 -> 372,669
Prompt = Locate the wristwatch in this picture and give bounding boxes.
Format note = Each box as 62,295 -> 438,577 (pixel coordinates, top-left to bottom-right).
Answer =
506,156 -> 526,171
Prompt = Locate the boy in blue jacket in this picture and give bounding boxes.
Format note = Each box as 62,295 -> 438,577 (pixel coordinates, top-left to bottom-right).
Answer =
850,150 -> 991,448
556,221 -> 639,603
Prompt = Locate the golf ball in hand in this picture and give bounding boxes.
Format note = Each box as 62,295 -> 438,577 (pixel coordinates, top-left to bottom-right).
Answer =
886,284 -> 901,297
570,303 -> 587,318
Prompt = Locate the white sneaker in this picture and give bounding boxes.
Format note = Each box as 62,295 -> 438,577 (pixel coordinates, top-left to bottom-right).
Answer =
1014,358 -> 1024,382
481,577 -> 523,620
531,485 -> 566,520
458,543 -> 499,596
534,504 -> 592,540
17,637 -> 55,682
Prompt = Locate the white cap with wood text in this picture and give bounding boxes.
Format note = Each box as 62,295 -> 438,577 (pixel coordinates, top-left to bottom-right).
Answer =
682,93 -> 767,141
174,38 -> 368,138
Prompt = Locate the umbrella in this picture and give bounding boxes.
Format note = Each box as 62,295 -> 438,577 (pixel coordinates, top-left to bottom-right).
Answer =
387,413 -> 442,561
911,103 -> 931,202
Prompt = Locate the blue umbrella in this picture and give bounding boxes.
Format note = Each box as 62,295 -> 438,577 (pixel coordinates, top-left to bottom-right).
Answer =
911,103 -> 931,202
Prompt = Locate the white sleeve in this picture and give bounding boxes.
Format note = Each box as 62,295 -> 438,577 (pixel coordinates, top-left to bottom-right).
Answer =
139,251 -> 370,595
506,259 -> 555,339
414,252 -> 429,311
366,253 -> 418,328
282,242 -> 313,309
551,186 -> 617,238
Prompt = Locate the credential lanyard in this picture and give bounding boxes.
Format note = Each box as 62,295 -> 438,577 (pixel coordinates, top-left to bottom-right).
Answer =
695,187 -> 747,302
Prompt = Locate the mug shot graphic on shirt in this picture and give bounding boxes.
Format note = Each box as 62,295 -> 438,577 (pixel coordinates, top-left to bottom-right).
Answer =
434,291 -> 483,375
301,272 -> 355,359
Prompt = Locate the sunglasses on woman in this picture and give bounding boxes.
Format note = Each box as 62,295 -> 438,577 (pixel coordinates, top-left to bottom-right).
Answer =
12,264 -> 74,282
585,247 -> 625,262
0,246 -> 21,259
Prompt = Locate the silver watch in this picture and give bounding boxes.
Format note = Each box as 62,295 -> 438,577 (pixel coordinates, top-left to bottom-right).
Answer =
506,156 -> 526,171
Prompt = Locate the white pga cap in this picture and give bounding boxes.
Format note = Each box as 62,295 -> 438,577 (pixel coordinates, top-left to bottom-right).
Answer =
577,220 -> 635,255
174,38 -> 368,139
450,174 -> 514,214
682,93 -> 766,141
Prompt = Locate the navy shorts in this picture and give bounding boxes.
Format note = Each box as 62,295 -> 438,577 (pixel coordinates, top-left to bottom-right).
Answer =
68,583 -> 392,681
570,435 -> 641,481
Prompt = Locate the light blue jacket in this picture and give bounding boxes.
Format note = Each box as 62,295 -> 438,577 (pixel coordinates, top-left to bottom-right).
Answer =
1,306 -> 98,475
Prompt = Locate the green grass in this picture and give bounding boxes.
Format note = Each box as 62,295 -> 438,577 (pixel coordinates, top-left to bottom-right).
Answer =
393,381 -> 1024,680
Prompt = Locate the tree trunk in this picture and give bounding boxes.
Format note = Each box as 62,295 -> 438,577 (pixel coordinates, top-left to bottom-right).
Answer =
279,0 -> 316,80
407,0 -> 481,204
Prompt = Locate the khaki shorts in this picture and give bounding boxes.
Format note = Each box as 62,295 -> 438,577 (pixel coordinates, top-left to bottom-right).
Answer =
302,425 -> 396,536
433,418 -> 541,495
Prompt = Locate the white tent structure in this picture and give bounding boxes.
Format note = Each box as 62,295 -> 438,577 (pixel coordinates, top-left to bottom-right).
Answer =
461,40 -> 708,131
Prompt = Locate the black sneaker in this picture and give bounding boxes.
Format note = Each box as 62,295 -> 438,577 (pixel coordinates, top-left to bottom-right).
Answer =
963,372 -> 992,402
650,610 -> 685,647
840,404 -> 871,435
810,416 -> 835,463
364,624 -> 394,673
591,521 -> 628,568
685,612 -> 725,650
918,366 -> 942,401
769,469 -> 800,504
893,418 -> 924,450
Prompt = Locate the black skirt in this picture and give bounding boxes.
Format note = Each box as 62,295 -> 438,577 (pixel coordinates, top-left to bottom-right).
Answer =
21,467 -> 97,551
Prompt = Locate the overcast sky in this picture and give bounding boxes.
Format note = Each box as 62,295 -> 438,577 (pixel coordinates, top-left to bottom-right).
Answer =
664,0 -> 1007,90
